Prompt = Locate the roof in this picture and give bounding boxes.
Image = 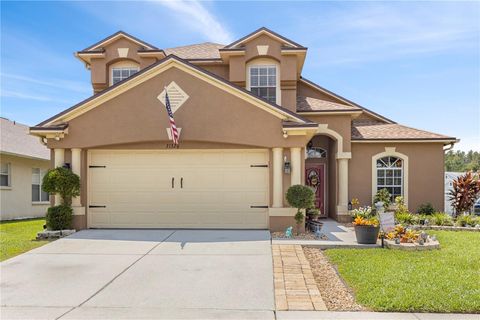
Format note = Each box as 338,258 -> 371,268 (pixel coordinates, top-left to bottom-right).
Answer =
299,77 -> 395,124
82,31 -> 158,51
351,119 -> 457,141
34,55 -> 309,128
165,42 -> 224,60
0,118 -> 50,160
224,27 -> 305,49
297,96 -> 361,113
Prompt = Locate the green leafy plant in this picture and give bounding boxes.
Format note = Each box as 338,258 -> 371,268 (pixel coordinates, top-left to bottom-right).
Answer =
455,214 -> 480,227
417,203 -> 436,215
430,212 -> 454,226
448,171 -> 480,216
395,212 -> 415,225
351,206 -> 373,219
373,188 -> 391,210
286,185 -> 315,234
46,205 -> 73,230
42,167 -> 80,206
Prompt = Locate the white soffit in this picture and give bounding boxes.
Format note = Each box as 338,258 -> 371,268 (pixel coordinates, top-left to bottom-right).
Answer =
157,81 -> 190,113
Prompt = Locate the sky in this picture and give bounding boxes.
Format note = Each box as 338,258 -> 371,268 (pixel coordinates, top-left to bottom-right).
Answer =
1,1 -> 479,151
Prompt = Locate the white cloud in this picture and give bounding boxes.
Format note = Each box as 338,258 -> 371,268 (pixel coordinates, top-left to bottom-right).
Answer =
156,0 -> 233,44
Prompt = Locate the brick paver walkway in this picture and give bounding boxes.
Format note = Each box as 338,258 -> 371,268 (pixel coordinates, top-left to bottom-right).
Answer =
272,244 -> 327,311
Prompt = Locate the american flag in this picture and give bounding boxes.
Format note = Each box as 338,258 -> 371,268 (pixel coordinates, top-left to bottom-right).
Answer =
164,88 -> 179,145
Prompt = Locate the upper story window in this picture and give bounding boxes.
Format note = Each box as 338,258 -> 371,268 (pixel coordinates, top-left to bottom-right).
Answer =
1,162 -> 10,187
249,65 -> 277,104
112,67 -> 139,85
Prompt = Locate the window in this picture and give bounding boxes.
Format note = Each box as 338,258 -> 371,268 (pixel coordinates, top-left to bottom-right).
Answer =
306,147 -> 327,159
376,156 -> 403,202
1,163 -> 10,187
32,168 -> 49,202
111,67 -> 139,85
249,65 -> 277,103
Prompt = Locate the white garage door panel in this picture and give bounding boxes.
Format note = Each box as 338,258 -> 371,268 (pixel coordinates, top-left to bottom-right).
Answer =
88,150 -> 269,229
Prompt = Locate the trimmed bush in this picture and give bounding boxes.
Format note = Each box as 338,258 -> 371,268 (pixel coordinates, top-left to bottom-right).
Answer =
42,167 -> 80,206
286,185 -> 315,234
46,205 -> 73,230
417,202 -> 436,215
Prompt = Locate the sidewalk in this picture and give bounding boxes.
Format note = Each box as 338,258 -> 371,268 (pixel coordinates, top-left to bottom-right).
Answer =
276,311 -> 479,320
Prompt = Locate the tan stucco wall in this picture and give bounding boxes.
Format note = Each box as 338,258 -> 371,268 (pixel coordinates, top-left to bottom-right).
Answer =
0,154 -> 50,220
349,143 -> 445,212
48,66 -> 309,150
303,114 -> 352,152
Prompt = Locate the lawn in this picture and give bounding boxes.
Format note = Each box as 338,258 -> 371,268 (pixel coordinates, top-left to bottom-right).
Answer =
0,218 -> 49,262
324,231 -> 480,313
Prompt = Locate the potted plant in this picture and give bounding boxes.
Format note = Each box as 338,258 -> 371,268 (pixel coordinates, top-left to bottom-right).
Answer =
351,206 -> 380,244
286,184 -> 316,235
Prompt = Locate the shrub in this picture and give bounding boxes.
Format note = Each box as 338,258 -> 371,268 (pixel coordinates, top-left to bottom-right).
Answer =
456,214 -> 480,227
417,203 -> 436,215
42,167 -> 80,206
448,171 -> 480,216
286,185 -> 315,234
373,188 -> 391,210
46,205 -> 73,230
430,212 -> 454,226
395,212 -> 415,225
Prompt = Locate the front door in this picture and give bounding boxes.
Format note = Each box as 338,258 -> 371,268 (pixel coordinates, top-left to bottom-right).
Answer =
305,163 -> 325,216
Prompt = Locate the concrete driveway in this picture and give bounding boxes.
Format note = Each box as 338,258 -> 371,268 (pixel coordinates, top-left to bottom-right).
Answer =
0,229 -> 274,320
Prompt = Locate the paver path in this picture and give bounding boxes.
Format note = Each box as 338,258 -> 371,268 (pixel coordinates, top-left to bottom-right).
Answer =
273,244 -> 327,311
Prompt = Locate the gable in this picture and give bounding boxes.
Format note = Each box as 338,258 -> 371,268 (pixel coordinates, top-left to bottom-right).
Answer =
46,65 -> 308,149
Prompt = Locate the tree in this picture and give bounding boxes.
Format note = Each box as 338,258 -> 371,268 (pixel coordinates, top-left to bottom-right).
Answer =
445,150 -> 480,172
286,185 -> 315,234
42,167 -> 80,206
448,171 -> 480,216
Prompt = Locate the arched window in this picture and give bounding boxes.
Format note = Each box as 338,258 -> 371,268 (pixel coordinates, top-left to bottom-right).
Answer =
109,60 -> 140,85
246,58 -> 280,105
376,156 -> 403,201
306,146 -> 327,159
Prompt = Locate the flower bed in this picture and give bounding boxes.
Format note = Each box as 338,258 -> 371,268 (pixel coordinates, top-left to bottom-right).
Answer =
383,225 -> 440,251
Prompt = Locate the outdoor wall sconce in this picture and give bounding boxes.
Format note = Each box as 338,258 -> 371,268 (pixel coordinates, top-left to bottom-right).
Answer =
282,130 -> 288,139
284,156 -> 291,174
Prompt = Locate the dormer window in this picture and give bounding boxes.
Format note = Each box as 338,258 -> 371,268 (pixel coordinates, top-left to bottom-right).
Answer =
112,67 -> 139,85
109,60 -> 140,86
248,65 -> 278,104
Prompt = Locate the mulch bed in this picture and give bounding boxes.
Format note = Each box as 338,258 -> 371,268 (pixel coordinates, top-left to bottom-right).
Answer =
303,247 -> 365,311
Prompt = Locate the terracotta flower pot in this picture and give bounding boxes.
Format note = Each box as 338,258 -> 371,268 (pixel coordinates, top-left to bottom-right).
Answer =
354,225 -> 380,244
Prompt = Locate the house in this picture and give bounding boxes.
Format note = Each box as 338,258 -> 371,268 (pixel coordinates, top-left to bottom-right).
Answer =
1,118 -> 50,220
29,28 -> 457,231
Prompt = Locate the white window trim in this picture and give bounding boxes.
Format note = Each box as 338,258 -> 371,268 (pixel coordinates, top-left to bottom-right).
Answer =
32,168 -> 49,203
371,147 -> 409,207
0,162 -> 11,188
109,61 -> 140,86
246,58 -> 281,105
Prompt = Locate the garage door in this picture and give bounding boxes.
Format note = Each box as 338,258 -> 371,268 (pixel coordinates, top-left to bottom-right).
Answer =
88,150 -> 269,229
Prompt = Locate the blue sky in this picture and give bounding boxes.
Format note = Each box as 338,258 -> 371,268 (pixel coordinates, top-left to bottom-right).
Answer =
1,1 -> 479,150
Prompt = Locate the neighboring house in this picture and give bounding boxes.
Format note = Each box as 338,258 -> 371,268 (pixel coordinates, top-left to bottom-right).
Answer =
444,172 -> 464,215
29,28 -> 458,231
1,118 -> 50,220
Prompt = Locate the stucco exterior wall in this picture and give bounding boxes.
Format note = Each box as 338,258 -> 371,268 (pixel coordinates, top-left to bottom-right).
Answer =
0,154 -> 50,220
349,143 -> 445,212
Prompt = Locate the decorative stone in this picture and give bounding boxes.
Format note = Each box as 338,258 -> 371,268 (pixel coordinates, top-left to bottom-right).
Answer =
36,229 -> 76,240
385,238 -> 440,251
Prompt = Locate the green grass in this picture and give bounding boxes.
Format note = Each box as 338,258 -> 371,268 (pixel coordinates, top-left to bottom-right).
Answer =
324,231 -> 480,313
0,218 -> 49,262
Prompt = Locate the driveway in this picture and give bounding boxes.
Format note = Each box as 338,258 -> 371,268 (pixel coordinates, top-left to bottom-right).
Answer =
0,229 -> 274,320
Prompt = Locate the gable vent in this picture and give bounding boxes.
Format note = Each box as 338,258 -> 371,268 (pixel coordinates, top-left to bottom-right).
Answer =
157,81 -> 190,114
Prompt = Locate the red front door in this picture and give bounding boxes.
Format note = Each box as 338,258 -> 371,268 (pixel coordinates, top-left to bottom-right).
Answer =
305,163 -> 325,215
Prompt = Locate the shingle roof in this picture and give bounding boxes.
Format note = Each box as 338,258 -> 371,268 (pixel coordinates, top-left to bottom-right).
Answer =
165,42 -> 224,60
0,118 -> 50,160
351,119 -> 456,141
297,96 -> 361,112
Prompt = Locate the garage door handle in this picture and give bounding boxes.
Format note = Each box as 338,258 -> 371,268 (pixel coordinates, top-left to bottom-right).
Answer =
250,205 -> 268,208
89,205 -> 106,208
172,177 -> 175,188
180,177 -> 183,188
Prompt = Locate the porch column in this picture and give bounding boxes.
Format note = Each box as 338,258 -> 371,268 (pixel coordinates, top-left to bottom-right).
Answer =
71,148 -> 82,207
290,147 -> 302,186
53,148 -> 64,205
272,147 -> 284,208
337,156 -> 350,214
